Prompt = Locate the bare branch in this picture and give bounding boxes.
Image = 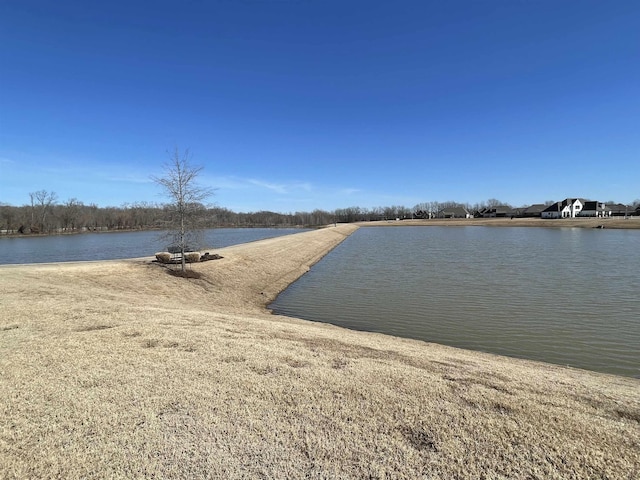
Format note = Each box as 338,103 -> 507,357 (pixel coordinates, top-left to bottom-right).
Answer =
151,148 -> 214,273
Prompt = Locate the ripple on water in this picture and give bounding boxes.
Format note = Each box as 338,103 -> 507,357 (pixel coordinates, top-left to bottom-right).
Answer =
271,226 -> 640,378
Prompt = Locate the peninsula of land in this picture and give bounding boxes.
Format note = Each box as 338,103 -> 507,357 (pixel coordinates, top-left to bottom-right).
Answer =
1,224 -> 638,479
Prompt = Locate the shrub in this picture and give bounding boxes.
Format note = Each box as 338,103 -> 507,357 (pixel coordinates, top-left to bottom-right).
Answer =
185,252 -> 201,263
155,252 -> 171,263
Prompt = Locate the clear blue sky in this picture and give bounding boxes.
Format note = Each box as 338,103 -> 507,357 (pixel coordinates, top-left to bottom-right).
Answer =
1,1 -> 638,212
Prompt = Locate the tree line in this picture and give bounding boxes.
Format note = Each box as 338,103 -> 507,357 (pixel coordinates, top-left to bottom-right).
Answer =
0,193 -> 330,234
0,191 -> 506,235
2,191 -> 638,235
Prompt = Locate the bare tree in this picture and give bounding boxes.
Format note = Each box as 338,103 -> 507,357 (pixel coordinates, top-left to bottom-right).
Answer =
152,148 -> 214,273
1,204 -> 16,234
60,198 -> 83,231
29,190 -> 58,233
486,198 -> 508,208
428,201 -> 440,219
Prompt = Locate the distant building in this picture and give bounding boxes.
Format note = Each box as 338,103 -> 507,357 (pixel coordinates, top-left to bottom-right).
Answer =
608,203 -> 632,217
475,205 -> 514,218
578,201 -> 611,218
438,206 -> 473,218
520,204 -> 547,218
541,198 -> 585,219
541,198 -> 615,218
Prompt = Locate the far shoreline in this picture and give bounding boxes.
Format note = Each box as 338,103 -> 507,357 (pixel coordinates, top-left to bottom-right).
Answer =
0,224 -> 315,240
358,216 -> 640,229
2,216 -> 639,242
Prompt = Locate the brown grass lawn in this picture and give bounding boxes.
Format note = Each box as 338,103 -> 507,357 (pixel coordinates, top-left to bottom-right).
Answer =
1,224 -> 638,479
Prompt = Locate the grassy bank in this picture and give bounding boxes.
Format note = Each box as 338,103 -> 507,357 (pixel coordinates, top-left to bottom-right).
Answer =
1,224 -> 638,479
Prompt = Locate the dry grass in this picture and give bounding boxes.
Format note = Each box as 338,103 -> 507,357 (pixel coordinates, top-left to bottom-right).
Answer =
185,252 -> 201,263
155,252 -> 172,263
1,224 -> 638,479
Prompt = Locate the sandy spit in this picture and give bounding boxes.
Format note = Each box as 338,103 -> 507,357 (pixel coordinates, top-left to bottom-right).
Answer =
0,224 -> 638,479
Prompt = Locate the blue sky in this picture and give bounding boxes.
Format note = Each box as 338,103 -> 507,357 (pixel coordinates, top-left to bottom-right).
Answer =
1,1 -> 638,212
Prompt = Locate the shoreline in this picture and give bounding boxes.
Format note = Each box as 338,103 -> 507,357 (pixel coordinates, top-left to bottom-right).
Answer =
0,224 -> 314,240
358,216 -> 640,229
1,224 -> 638,478
2,216 -> 639,243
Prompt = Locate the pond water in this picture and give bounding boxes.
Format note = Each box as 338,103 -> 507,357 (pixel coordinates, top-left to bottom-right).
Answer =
0,228 -> 309,264
270,226 -> 640,377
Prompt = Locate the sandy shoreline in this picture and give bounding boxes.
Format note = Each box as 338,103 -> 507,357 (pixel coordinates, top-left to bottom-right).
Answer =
1,224 -> 638,478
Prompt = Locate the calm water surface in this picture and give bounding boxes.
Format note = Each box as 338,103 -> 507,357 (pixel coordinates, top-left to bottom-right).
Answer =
0,228 -> 308,264
270,226 -> 640,377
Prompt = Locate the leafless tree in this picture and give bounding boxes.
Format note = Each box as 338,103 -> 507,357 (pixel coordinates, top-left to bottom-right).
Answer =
29,190 -> 58,233
1,203 -> 16,234
486,198 -> 508,208
60,198 -> 83,231
152,148 -> 214,273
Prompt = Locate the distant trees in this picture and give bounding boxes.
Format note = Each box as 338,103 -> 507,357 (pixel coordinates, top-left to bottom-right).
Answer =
0,201 -> 337,235
485,198 -> 507,208
381,205 -> 411,220
29,190 -> 58,233
1,203 -> 16,233
2,189 -> 637,238
60,198 -> 83,231
414,201 -> 473,218
334,207 -> 364,223
152,148 -> 214,273
413,202 -> 442,219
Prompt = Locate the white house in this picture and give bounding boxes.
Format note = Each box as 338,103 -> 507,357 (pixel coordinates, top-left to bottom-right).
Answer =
578,201 -> 612,217
541,198 -> 585,219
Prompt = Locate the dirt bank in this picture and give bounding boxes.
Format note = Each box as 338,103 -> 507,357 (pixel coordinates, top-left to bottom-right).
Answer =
1,224 -> 638,479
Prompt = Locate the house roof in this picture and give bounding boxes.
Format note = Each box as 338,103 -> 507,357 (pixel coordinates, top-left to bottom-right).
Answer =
493,205 -> 512,213
542,202 -> 562,212
479,205 -> 511,213
543,198 -> 588,212
440,206 -> 470,215
562,198 -> 587,206
522,204 -> 547,214
474,205 -> 517,216
608,203 -> 630,214
581,201 -> 608,211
